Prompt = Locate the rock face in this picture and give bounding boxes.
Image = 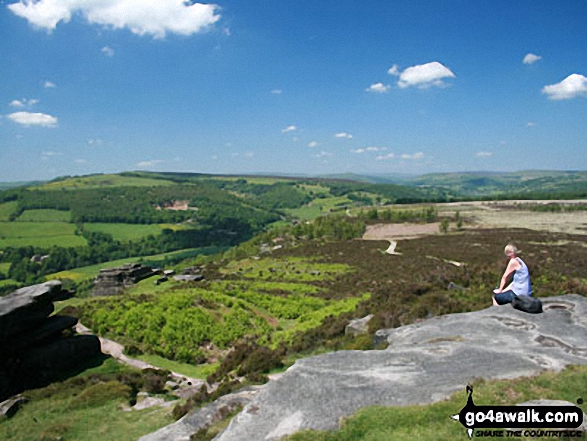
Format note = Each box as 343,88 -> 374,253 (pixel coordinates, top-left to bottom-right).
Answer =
0,281 -> 102,402
213,295 -> 587,441
92,263 -> 156,296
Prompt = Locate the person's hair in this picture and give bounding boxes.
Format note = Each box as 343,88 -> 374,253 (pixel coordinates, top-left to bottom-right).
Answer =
504,243 -> 520,256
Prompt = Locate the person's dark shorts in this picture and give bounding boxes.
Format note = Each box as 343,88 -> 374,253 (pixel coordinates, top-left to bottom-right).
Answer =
494,290 -> 517,305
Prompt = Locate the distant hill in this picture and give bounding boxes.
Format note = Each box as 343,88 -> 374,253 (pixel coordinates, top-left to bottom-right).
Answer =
407,170 -> 587,198
0,181 -> 45,190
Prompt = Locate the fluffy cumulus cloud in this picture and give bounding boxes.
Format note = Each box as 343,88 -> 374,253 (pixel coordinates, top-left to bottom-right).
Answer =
8,0 -> 221,38
281,125 -> 296,133
43,81 -> 56,88
7,111 -> 57,127
313,151 -> 333,158
334,132 -> 353,139
270,89 -> 282,95
542,74 -> 587,100
365,83 -> 390,93
10,98 -> 39,107
307,141 -> 318,148
352,146 -> 387,154
476,151 -> 493,157
396,62 -> 455,89
523,53 -> 541,65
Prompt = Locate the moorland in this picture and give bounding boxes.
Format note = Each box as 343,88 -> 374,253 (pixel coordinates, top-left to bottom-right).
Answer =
0,170 -> 586,440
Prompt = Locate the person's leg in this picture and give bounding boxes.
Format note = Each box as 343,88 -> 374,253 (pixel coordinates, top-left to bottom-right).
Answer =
493,290 -> 516,305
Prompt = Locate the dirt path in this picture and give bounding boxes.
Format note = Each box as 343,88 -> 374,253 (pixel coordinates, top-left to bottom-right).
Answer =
76,322 -> 205,387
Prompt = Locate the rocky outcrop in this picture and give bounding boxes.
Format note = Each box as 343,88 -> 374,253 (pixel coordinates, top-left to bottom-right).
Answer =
0,281 -> 102,403
92,263 -> 156,296
212,295 -> 587,441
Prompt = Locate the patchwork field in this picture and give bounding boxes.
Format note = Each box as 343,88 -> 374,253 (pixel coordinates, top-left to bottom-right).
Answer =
16,209 -> 72,222
83,223 -> 165,242
0,221 -> 87,248
29,174 -> 176,190
0,201 -> 18,221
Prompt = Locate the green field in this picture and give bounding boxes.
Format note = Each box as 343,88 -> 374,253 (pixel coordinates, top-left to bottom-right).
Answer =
16,209 -> 72,222
0,262 -> 10,276
0,201 -> 18,221
30,174 -> 177,190
83,223 -> 164,242
285,196 -> 352,220
0,221 -> 87,248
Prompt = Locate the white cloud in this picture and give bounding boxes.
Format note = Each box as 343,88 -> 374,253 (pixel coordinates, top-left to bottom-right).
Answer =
542,74 -> 587,100
88,138 -> 104,146
8,0 -> 221,39
292,137 -> 299,142
8,111 -> 57,127
137,159 -> 164,167
376,153 -> 395,161
44,81 -> 56,88
526,121 -> 535,127
270,89 -> 282,94
365,82 -> 390,93
10,98 -> 39,107
334,132 -> 353,139
313,151 -> 333,158
476,151 -> 493,157
282,125 -> 296,133
366,146 -> 387,152
397,62 -> 455,89
400,152 -> 424,160
307,141 -> 318,148
101,46 -> 114,56
75,159 -> 88,164
387,64 -> 400,76
523,53 -> 541,65
42,151 -> 62,157
351,149 -> 365,154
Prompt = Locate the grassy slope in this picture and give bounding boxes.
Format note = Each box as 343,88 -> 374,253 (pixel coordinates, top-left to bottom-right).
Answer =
30,174 -> 177,190
0,358 -> 175,441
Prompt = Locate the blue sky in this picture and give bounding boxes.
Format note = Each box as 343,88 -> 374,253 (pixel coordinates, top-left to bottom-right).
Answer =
1,0 -> 586,181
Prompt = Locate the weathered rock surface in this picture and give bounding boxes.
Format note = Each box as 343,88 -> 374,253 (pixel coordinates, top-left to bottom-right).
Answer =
0,281 -> 103,402
213,295 -> 587,441
139,387 -> 260,441
344,314 -> 374,336
0,395 -> 29,420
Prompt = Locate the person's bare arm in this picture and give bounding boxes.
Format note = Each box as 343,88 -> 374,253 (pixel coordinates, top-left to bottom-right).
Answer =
496,259 -> 520,292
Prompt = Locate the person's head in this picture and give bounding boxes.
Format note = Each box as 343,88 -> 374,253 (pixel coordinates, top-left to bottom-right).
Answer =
504,243 -> 519,258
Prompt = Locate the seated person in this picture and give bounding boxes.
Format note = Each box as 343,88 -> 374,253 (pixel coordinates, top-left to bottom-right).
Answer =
492,243 -> 532,306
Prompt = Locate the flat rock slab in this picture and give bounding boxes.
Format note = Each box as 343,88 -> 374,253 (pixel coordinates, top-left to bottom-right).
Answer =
215,295 -> 587,441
